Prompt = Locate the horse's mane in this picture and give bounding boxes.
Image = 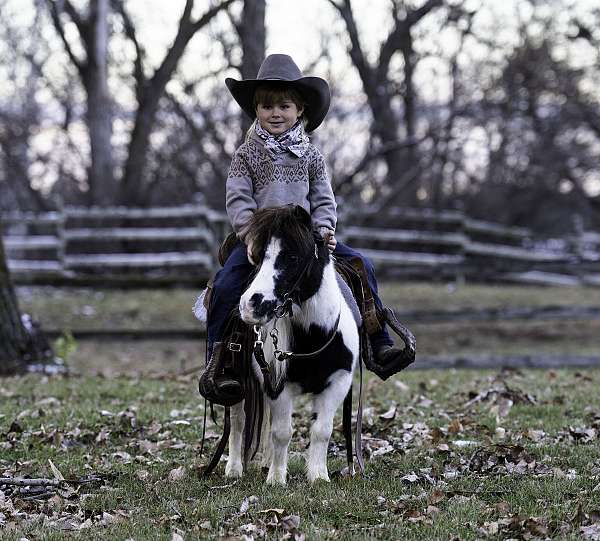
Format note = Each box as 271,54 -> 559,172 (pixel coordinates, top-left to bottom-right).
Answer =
247,205 -> 314,262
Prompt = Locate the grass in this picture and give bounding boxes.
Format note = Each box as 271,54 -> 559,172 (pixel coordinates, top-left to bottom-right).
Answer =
4,282 -> 600,538
14,283 -> 600,372
17,282 -> 600,332
1,368 -> 599,540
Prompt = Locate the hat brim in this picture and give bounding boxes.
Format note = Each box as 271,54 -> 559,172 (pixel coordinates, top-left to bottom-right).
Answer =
225,76 -> 330,132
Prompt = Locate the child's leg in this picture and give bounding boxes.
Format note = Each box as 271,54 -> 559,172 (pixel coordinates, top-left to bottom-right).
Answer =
333,242 -> 394,350
207,241 -> 254,352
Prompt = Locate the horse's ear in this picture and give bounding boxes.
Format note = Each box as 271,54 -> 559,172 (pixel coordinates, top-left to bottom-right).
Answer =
293,205 -> 312,229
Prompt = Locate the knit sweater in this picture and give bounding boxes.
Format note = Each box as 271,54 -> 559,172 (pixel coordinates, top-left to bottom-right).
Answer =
225,130 -> 337,238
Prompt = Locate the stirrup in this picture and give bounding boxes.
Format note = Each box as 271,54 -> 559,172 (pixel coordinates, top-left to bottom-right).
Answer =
363,307 -> 416,380
198,342 -> 244,406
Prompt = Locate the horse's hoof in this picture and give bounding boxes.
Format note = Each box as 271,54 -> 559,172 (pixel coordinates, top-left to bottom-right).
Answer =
225,461 -> 243,478
266,469 -> 287,485
307,470 -> 330,484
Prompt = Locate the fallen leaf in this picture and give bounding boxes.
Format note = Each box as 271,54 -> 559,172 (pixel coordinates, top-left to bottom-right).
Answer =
281,514 -> 301,531
260,508 -> 285,515
400,472 -> 420,484
379,406 -> 397,421
239,495 -> 259,514
136,469 -> 150,481
428,490 -> 445,505
168,466 -> 185,482
581,524 -> 600,540
48,459 -> 65,481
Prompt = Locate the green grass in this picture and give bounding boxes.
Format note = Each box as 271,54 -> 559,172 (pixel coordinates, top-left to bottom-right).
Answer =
15,283 -> 600,372
17,282 -> 600,332
5,283 -> 600,538
1,368 -> 599,540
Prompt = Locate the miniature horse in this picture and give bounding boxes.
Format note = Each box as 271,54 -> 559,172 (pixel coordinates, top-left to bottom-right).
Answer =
225,205 -> 361,484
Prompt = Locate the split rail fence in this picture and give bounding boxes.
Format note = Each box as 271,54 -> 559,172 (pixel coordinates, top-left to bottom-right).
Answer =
2,204 -> 600,286
1,205 -> 228,286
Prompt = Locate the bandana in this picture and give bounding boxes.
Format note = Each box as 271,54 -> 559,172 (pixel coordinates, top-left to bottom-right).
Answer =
254,120 -> 310,160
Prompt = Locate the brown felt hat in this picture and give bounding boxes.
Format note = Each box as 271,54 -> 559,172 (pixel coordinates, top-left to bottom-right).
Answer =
225,54 -> 330,132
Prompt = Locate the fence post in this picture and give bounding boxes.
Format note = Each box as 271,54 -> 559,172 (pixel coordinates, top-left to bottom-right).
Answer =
455,210 -> 466,286
55,197 -> 66,276
571,213 -> 585,281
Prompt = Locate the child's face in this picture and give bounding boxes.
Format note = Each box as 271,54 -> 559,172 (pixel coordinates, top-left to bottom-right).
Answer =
256,99 -> 303,136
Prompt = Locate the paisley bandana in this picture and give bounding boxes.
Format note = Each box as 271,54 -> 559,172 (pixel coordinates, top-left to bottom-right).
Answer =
254,120 -> 310,160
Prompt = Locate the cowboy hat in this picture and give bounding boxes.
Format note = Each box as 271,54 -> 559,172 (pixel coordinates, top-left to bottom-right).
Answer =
225,54 -> 330,132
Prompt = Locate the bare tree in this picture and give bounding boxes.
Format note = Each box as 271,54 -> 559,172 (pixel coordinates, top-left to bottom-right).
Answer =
44,0 -> 236,207
46,0 -> 116,205
327,0 -> 445,200
116,0 -> 236,206
229,0 -> 266,137
0,0 -> 58,211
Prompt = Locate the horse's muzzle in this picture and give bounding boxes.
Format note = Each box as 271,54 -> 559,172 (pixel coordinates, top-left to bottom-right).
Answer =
239,293 -> 277,325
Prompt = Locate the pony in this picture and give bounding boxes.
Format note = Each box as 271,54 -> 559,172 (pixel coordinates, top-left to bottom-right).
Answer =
225,205 -> 361,484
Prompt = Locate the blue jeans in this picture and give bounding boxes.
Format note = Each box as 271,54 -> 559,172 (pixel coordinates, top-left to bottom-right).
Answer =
206,241 -> 393,351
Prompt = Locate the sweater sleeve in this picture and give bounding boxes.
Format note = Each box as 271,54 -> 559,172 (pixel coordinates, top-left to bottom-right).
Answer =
225,146 -> 257,239
308,147 -> 337,231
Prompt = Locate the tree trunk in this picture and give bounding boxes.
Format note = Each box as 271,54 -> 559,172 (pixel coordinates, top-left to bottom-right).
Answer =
85,0 -> 116,206
0,221 -> 54,376
0,225 -> 54,375
238,0 -> 266,138
0,235 -> 28,374
46,0 -> 116,206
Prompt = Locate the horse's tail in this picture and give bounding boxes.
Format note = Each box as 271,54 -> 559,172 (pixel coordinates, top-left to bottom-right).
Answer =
258,394 -> 272,467
242,360 -> 264,466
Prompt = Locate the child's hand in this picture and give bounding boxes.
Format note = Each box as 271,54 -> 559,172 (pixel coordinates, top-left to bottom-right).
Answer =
319,227 -> 337,253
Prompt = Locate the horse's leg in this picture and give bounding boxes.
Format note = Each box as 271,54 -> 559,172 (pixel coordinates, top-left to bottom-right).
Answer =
266,387 -> 293,485
225,400 -> 245,478
307,370 -> 353,483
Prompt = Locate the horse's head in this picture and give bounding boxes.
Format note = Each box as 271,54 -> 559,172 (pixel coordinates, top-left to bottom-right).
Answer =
239,205 -> 329,325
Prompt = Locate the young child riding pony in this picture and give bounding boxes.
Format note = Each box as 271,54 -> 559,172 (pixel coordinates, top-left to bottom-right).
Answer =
200,54 -> 412,402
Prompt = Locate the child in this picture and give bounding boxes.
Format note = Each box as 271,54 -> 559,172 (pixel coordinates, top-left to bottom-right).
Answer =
204,54 -> 408,390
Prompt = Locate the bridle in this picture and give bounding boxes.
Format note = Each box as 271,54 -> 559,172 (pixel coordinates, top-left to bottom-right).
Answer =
251,235 -> 342,397
272,237 -> 321,319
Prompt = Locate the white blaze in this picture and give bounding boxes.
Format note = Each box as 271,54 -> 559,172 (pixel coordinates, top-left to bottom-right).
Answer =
239,237 -> 281,324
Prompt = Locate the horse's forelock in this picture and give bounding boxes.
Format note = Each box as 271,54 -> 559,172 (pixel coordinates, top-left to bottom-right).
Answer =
248,207 -> 313,261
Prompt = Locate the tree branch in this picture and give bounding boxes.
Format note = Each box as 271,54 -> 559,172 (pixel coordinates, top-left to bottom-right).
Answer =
111,0 -> 146,99
45,0 -> 86,75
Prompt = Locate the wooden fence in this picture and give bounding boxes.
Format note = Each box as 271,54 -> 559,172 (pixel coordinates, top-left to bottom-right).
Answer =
3,204 -> 600,286
337,207 -> 600,285
2,205 -> 228,285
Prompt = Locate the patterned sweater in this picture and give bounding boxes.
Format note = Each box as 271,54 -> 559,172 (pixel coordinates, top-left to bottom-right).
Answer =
225,130 -> 337,238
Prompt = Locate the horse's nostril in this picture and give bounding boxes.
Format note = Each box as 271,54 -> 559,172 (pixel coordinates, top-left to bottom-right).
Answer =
248,293 -> 277,319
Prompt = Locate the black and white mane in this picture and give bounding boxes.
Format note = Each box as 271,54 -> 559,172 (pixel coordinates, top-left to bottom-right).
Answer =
227,205 -> 361,484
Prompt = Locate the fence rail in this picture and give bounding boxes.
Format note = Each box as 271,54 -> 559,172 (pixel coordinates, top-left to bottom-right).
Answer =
3,205 -> 600,286
2,204 -> 225,285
